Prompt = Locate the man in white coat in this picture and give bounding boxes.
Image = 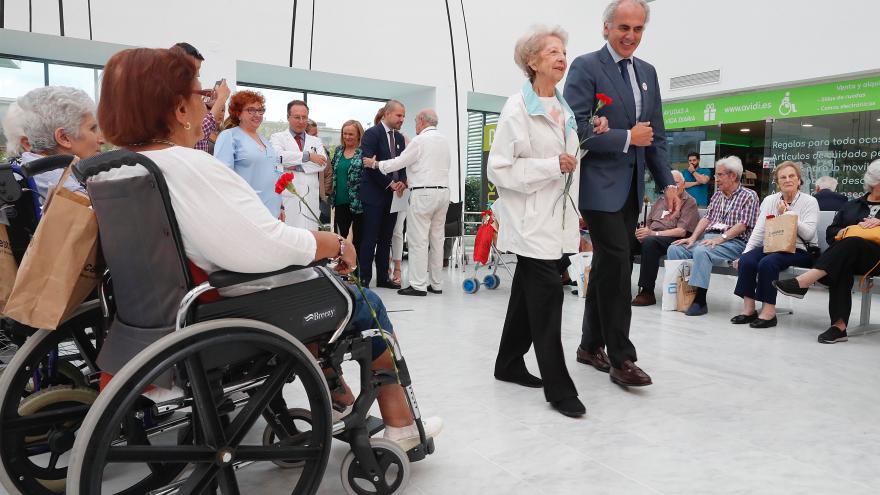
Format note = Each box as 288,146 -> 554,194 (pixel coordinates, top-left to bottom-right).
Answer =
364,109 -> 450,296
270,100 -> 327,230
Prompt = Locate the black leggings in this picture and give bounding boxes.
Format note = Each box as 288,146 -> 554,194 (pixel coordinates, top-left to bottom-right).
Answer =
814,237 -> 880,325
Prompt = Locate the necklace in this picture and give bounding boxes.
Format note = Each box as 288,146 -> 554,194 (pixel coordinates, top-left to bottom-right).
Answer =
127,139 -> 177,148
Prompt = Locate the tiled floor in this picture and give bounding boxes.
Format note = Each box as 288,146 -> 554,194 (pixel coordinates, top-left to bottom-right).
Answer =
5,262 -> 880,494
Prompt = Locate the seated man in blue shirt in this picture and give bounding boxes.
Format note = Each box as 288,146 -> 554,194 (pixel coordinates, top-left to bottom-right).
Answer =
682,152 -> 711,207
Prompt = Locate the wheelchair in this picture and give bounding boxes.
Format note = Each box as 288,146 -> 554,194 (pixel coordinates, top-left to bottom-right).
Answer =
0,155 -> 109,494
56,149 -> 434,494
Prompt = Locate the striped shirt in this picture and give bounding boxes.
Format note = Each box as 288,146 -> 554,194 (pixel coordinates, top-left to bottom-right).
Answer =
194,113 -> 218,153
704,185 -> 760,241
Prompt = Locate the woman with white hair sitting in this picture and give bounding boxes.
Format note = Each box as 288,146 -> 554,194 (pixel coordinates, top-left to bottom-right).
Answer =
667,156 -> 760,316
774,159 -> 880,344
2,101 -> 30,160
16,86 -> 104,202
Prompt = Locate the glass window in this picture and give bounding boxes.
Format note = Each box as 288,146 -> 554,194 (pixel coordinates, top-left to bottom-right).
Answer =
48,63 -> 101,102
306,94 -> 384,149
0,59 -> 45,99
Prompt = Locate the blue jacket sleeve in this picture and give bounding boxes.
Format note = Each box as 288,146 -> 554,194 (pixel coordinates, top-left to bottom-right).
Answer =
643,69 -> 674,189
361,127 -> 393,189
213,130 -> 236,169
563,56 -> 629,154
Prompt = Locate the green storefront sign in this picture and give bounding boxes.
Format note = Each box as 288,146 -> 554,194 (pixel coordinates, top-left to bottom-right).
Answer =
663,76 -> 880,129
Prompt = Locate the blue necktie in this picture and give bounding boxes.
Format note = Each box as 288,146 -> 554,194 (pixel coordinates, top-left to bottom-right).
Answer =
618,59 -> 631,87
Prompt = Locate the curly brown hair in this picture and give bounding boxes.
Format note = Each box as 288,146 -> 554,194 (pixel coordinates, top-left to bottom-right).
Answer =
223,90 -> 264,129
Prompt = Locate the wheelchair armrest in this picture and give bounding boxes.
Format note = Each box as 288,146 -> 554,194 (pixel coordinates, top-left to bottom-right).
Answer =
19,154 -> 75,178
208,263 -> 322,289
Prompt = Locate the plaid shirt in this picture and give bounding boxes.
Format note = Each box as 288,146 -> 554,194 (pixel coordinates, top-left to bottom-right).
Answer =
194,112 -> 218,153
704,185 -> 760,241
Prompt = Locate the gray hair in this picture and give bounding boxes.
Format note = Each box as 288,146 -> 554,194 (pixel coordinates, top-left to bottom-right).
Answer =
865,159 -> 880,192
671,169 -> 684,181
2,101 -> 27,158
716,155 -> 743,180
17,86 -> 95,154
815,175 -> 838,191
417,109 -> 438,127
602,0 -> 651,39
514,25 -> 569,82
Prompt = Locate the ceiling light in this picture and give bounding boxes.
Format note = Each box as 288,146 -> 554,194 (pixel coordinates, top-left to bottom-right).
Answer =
739,128 -> 750,132
801,123 -> 814,127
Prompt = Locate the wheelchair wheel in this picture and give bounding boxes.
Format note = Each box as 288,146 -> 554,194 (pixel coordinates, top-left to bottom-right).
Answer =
483,274 -> 501,290
0,326 -> 101,495
340,437 -> 411,495
67,319 -> 333,495
462,278 -> 480,294
262,407 -> 312,468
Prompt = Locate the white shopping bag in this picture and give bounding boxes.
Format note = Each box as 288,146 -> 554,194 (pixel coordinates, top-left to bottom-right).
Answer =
661,259 -> 692,311
567,252 -> 592,298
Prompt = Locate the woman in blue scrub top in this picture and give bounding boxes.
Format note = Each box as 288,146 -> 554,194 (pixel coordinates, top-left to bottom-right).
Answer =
214,90 -> 283,218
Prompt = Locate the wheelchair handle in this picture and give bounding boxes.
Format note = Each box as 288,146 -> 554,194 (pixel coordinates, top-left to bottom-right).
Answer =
73,149 -> 152,182
18,154 -> 75,178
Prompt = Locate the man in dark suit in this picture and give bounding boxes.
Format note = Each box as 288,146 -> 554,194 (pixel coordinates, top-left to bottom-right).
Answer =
359,100 -> 408,288
563,0 -> 679,387
814,176 -> 848,211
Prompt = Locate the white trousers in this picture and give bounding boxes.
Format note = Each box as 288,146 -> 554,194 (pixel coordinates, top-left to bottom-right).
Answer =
406,188 -> 449,290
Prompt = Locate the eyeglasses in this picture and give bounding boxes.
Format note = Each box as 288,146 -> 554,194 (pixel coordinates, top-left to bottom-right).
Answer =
193,89 -> 214,104
244,107 -> 267,115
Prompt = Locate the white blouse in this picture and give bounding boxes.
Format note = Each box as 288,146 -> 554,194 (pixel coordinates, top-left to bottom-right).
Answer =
744,191 -> 820,253
99,146 -> 317,274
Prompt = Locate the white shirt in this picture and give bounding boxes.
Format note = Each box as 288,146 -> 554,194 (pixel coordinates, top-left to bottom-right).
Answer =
744,191 -> 820,253
607,44 -> 642,153
96,146 -> 316,274
269,130 -> 326,229
376,127 -> 450,188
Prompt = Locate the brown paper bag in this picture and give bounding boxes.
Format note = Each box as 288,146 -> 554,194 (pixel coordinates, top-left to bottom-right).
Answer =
676,263 -> 697,312
4,167 -> 101,329
763,215 -> 798,253
0,224 -> 17,313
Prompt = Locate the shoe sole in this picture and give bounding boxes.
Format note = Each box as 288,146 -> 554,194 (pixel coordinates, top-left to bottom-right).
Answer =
818,337 -> 848,344
576,357 -> 610,373
494,376 -> 544,388
555,408 -> 585,418
610,375 -> 652,387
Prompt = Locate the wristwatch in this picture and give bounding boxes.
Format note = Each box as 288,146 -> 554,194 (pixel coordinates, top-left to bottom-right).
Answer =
721,233 -> 729,240
336,235 -> 346,259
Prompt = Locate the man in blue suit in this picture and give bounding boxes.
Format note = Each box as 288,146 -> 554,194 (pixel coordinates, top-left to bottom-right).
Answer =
359,100 -> 408,288
564,0 -> 680,387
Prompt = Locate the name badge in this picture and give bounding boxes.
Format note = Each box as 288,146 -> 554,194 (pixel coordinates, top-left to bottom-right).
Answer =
660,210 -> 670,219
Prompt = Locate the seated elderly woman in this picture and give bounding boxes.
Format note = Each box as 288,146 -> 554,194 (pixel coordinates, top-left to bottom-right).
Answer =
730,161 -> 819,328
97,47 -> 441,450
15,86 -> 104,201
667,156 -> 760,316
774,159 -> 880,344
2,101 -> 30,162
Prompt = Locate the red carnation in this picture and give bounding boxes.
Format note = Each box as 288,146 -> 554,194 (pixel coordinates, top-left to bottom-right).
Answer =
275,172 -> 294,194
596,93 -> 613,106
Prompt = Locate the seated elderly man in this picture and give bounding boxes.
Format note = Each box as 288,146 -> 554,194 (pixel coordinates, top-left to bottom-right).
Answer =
813,175 -> 848,211
631,170 -> 700,306
667,156 -> 760,316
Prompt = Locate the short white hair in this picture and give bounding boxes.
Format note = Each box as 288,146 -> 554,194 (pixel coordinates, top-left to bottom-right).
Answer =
602,0 -> 651,39
815,176 -> 838,191
716,155 -> 743,180
514,25 -> 569,82
417,109 -> 438,127
671,169 -> 684,181
2,101 -> 27,158
18,86 -> 95,154
865,159 -> 880,192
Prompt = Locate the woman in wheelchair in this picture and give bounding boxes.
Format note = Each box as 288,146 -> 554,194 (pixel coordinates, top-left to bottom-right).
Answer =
96,47 -> 441,452
15,86 -> 104,202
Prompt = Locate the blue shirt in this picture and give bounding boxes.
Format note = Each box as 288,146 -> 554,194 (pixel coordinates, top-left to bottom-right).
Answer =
214,127 -> 283,217
683,167 -> 711,206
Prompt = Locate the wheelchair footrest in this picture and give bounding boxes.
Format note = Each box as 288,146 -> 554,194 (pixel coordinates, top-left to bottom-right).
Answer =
407,437 -> 434,462
366,415 -> 385,437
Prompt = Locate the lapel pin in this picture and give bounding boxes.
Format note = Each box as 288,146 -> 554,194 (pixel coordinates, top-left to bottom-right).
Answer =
642,82 -> 648,91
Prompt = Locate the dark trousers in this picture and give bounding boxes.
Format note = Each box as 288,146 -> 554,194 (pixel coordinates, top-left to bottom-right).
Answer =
495,256 -> 578,402
580,177 -> 639,368
636,235 -> 677,291
334,204 -> 356,239
814,237 -> 880,325
359,203 -> 397,286
734,248 -> 813,305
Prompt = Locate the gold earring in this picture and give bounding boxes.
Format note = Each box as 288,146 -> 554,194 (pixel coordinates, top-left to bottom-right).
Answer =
183,122 -> 192,131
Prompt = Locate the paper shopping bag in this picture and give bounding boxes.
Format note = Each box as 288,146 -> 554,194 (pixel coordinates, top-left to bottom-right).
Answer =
0,225 -> 17,313
675,262 -> 697,312
661,259 -> 689,311
763,215 -> 798,253
4,168 -> 101,329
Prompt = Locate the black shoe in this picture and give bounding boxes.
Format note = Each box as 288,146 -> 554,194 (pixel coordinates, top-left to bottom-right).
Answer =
772,278 -> 808,299
427,286 -> 443,294
749,316 -> 777,328
494,372 -> 543,388
376,280 -> 401,290
551,397 -> 586,418
731,312 -> 758,324
397,286 -> 427,296
685,303 -> 708,316
818,327 -> 848,344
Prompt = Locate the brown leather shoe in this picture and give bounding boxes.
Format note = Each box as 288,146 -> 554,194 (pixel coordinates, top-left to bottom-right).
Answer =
576,346 -> 611,373
631,290 -> 656,306
610,360 -> 652,387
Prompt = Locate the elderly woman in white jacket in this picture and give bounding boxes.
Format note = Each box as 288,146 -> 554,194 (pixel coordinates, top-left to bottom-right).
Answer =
489,26 -> 608,418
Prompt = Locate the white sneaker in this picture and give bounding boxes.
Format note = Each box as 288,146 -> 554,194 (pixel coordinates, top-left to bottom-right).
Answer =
383,416 -> 443,452
332,404 -> 353,423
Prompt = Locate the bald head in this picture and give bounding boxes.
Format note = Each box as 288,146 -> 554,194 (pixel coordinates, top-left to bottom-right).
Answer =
416,109 -> 438,133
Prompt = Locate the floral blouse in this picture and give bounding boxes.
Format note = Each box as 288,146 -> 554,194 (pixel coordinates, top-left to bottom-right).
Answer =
329,146 -> 365,214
